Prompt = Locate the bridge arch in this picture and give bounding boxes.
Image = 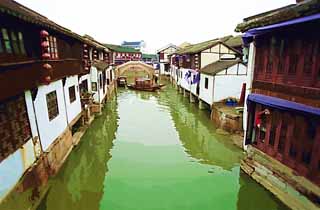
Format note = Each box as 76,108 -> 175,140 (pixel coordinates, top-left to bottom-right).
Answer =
116,61 -> 155,79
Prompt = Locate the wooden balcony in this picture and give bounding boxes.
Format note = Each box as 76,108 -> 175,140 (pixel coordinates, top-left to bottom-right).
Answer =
0,59 -> 84,101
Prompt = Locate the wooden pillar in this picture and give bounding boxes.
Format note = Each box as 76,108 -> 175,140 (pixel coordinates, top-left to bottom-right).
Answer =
309,126 -> 320,177
273,115 -> 283,156
190,93 -> 195,103
284,115 -> 294,160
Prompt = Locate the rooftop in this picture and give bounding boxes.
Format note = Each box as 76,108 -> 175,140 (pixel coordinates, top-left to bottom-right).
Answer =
175,35 -> 240,55
236,0 -> 320,32
104,44 -> 140,53
200,59 -> 243,75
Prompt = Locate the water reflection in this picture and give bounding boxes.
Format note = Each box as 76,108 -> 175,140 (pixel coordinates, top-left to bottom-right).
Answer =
37,98 -> 119,210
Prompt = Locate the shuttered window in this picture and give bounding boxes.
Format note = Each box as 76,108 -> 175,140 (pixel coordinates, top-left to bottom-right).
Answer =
69,86 -> 76,103
0,95 -> 32,162
46,91 -> 59,121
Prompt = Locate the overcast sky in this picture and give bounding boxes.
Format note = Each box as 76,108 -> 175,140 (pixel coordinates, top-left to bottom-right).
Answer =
16,0 -> 294,53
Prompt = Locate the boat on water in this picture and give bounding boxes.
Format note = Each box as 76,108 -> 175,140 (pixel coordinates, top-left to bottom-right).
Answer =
127,78 -> 165,92
117,76 -> 127,87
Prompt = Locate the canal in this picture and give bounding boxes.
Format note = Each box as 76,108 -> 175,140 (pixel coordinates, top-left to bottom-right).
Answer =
36,84 -> 289,210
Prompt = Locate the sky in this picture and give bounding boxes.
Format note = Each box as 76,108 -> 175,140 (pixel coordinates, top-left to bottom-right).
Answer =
16,0 -> 295,53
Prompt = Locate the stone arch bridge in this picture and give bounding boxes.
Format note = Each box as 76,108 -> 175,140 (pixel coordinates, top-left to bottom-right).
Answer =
116,61 -> 155,79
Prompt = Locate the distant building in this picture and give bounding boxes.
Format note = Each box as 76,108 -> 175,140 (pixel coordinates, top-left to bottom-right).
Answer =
121,40 -> 146,52
104,44 -> 142,65
142,54 -> 158,65
157,44 -> 178,75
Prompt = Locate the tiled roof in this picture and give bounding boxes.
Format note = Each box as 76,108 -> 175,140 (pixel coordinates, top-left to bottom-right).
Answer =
142,54 -> 157,59
235,0 -> 320,32
92,60 -> 109,70
224,35 -> 243,48
200,59 -> 244,75
175,35 -> 242,55
104,44 -> 140,53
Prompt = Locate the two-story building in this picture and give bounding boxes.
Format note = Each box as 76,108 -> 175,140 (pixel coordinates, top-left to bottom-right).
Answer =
0,0 -> 117,204
157,44 -> 178,76
174,36 -> 243,108
236,1 -> 320,209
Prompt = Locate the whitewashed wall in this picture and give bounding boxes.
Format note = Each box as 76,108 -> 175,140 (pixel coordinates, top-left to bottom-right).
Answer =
33,80 -> 68,151
213,64 -> 247,102
64,75 -> 82,124
90,66 -> 100,103
180,68 -> 192,91
79,74 -> 92,93
199,74 -> 214,105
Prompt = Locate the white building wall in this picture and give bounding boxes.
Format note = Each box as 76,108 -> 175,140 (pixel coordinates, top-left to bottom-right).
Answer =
63,75 -> 82,124
179,68 -> 191,91
243,43 -> 256,150
90,67 -> 100,103
33,80 -> 68,151
199,74 -> 214,105
213,75 -> 247,102
79,74 -> 92,93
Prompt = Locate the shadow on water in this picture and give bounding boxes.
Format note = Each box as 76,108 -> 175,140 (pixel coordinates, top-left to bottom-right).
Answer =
36,97 -> 119,210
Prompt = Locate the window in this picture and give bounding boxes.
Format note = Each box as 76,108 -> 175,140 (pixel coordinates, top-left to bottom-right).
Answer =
92,82 -> 97,91
204,77 -> 209,89
46,91 -> 59,121
48,36 -> 58,59
10,31 -> 20,54
2,28 -> 12,53
69,86 -> 76,103
18,32 -> 26,55
0,95 -> 32,162
277,39 -> 287,74
99,74 -> 103,89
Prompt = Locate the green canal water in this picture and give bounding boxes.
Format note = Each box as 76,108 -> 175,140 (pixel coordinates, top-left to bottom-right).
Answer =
36,84 -> 289,210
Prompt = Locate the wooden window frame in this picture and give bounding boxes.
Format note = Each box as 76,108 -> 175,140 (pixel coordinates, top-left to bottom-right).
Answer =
69,86 -> 76,103
204,77 -> 209,89
46,91 -> 59,121
48,35 -> 58,59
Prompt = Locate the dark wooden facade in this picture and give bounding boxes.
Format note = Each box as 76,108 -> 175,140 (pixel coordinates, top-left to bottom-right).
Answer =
247,21 -> 320,185
0,6 -> 87,102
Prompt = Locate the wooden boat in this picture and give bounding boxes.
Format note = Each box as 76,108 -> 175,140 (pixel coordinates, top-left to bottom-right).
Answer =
127,78 -> 165,92
117,76 -> 127,87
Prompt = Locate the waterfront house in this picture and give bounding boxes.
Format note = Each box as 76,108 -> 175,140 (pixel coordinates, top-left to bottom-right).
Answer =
104,44 -> 142,66
0,0 -> 101,202
175,36 -> 242,101
157,44 -> 178,76
199,59 -> 247,106
236,0 -> 320,209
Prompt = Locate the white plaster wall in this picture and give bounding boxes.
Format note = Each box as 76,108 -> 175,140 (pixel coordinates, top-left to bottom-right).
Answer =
24,91 -> 39,139
64,75 -> 82,124
33,80 -> 68,151
243,43 -> 256,150
0,149 -> 24,201
200,53 -> 220,68
79,74 -> 92,93
180,68 -> 191,91
213,74 -> 247,102
90,67 -> 100,103
199,74 -> 214,105
190,72 -> 198,95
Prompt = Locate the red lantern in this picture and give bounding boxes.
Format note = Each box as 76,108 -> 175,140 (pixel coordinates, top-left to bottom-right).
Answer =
41,41 -> 49,48
42,53 -> 51,59
83,44 -> 87,48
83,49 -> 88,53
40,30 -> 49,38
85,66 -> 89,71
43,75 -> 51,84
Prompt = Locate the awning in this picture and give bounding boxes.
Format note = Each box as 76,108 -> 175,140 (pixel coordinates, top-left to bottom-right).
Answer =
243,13 -> 320,45
247,93 -> 320,117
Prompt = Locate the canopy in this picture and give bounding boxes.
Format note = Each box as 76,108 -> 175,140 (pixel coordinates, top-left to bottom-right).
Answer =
247,93 -> 320,117
243,13 -> 320,45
